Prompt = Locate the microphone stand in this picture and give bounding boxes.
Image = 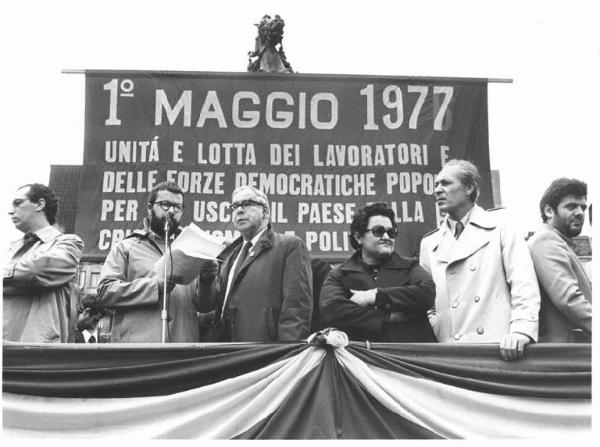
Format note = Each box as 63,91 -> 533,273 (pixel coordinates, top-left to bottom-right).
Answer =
161,216 -> 170,343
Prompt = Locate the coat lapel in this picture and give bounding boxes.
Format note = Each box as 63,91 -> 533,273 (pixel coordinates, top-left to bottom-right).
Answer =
432,205 -> 496,265
227,228 -> 274,300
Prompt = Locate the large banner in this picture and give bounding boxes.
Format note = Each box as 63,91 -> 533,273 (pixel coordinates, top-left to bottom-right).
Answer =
77,71 -> 491,260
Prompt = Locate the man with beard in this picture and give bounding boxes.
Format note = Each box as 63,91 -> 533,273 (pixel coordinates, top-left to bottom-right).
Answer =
320,202 -> 436,342
528,178 -> 592,342
97,181 -> 217,342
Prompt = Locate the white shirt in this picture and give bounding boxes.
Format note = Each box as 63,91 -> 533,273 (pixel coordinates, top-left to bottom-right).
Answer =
82,328 -> 98,343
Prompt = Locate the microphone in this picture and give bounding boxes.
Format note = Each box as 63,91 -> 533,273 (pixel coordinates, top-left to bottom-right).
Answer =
164,210 -> 174,233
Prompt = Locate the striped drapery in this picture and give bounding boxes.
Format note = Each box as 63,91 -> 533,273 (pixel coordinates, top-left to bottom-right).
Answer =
2,335 -> 591,439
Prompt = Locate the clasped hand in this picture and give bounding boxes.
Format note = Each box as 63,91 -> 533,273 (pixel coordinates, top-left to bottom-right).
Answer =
349,288 -> 377,306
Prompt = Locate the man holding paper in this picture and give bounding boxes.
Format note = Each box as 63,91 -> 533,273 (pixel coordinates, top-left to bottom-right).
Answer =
200,186 -> 313,342
97,181 -> 218,342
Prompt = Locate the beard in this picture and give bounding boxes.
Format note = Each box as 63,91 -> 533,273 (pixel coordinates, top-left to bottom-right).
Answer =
149,209 -> 180,238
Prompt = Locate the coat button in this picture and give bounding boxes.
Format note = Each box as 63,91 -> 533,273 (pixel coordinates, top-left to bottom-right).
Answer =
453,334 -> 461,341
451,301 -> 459,309
473,296 -> 480,303
477,327 -> 484,335
470,265 -> 477,271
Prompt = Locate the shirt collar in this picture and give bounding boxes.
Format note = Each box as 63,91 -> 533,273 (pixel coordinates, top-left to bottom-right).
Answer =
446,206 -> 474,233
82,328 -> 98,342
247,226 -> 268,248
32,225 -> 61,243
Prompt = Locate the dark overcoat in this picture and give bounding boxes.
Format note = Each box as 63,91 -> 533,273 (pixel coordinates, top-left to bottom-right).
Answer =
320,252 -> 436,342
211,226 -> 313,342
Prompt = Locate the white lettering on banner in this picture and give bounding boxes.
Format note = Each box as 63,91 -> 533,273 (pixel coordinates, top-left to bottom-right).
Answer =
196,90 -> 227,128
165,170 -> 225,194
193,200 -> 288,224
155,89 -> 339,130
269,202 -> 288,223
104,138 -> 159,163
236,172 -> 376,196
155,90 -> 192,126
310,93 -> 338,129
313,143 -> 428,167
270,144 -> 300,166
173,141 -> 184,162
232,91 -> 260,128
100,200 -> 138,222
98,228 -> 134,251
193,201 -> 231,223
102,171 -> 158,193
266,92 -> 294,128
389,201 -> 425,223
305,231 -> 350,252
297,202 -> 355,224
197,143 -> 256,165
360,84 -> 454,131
440,145 -> 450,165
385,172 -> 435,195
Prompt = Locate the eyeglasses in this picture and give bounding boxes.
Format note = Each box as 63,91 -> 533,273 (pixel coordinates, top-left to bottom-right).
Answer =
153,201 -> 184,213
365,225 -> 398,239
229,199 -> 266,211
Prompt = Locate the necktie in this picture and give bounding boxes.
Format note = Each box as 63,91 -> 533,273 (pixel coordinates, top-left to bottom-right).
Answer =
222,241 -> 253,320
11,232 -> 39,260
88,335 -> 96,343
454,221 -> 465,239
232,241 -> 252,281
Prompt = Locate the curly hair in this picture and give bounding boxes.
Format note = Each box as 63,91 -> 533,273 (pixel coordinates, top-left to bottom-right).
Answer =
349,202 -> 396,251
539,178 -> 587,222
20,183 -> 59,225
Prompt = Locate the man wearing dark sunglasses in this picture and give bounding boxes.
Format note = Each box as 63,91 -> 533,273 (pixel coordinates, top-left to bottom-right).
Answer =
97,181 -> 218,342
197,185 -> 313,342
320,202 -> 436,342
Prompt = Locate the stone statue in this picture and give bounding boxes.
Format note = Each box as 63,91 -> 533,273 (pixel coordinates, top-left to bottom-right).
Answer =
247,15 -> 294,73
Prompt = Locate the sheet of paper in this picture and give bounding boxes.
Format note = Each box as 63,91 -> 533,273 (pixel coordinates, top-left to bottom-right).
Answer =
154,223 -> 227,285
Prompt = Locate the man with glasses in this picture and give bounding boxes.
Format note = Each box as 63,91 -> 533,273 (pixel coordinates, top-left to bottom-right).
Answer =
420,159 -> 540,360
198,185 -> 312,342
97,181 -> 217,342
319,202 -> 436,342
4,183 -> 83,342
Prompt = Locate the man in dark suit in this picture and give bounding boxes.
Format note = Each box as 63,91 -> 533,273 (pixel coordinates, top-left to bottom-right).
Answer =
320,202 -> 436,342
69,294 -> 106,343
199,186 -> 312,342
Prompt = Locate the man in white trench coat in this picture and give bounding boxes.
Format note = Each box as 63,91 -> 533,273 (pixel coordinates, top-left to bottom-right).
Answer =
420,159 -> 541,361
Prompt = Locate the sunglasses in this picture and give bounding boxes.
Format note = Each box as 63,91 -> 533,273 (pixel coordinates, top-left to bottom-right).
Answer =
365,225 -> 398,239
153,201 -> 184,213
229,199 -> 266,211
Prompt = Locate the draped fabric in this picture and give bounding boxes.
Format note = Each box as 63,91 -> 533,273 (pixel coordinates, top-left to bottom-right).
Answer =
2,338 -> 591,439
